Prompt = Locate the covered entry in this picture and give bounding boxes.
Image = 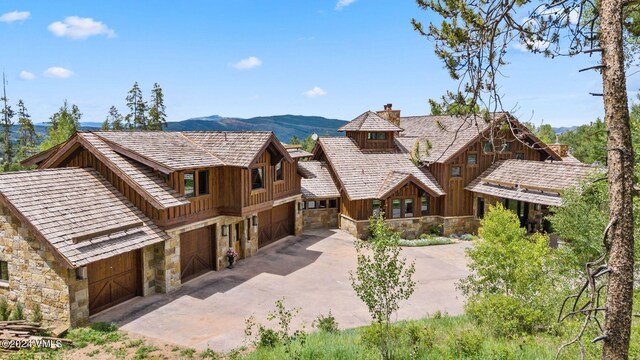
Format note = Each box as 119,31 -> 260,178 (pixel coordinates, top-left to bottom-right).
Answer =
180,225 -> 216,282
258,202 -> 295,248
88,250 -> 141,315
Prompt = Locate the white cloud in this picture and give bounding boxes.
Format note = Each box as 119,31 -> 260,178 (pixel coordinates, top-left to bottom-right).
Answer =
48,16 -> 115,39
303,86 -> 327,98
43,67 -> 74,79
513,39 -> 551,52
19,71 -> 35,80
0,11 -> 30,23
232,56 -> 262,70
335,0 -> 356,10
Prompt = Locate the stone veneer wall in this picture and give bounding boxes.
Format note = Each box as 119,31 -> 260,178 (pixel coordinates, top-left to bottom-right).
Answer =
303,208 -> 338,229
340,213 -> 478,239
0,204 -> 78,327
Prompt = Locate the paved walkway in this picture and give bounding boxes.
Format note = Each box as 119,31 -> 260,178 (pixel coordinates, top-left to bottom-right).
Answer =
93,229 -> 470,352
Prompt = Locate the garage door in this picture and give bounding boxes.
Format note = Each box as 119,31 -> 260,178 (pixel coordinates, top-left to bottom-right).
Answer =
88,251 -> 141,315
180,226 -> 214,282
258,202 -> 294,248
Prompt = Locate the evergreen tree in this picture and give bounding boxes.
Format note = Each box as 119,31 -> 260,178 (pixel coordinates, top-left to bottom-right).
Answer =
148,83 -> 167,130
40,100 -> 81,150
0,96 -> 14,169
125,82 -> 147,130
289,135 -> 300,145
102,106 -> 124,130
16,100 -> 37,160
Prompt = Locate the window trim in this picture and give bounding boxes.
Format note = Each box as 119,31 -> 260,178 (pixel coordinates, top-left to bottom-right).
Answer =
197,170 -> 210,196
251,167 -> 265,191
307,200 -> 317,209
0,260 -> 8,283
391,199 -> 402,218
319,200 -> 327,209
367,132 -> 387,140
451,166 -> 462,178
372,199 -> 382,217
421,196 -> 429,216
183,171 -> 196,198
515,152 -> 525,160
466,153 -> 478,166
482,141 -> 493,154
404,198 -> 414,218
329,199 -> 337,208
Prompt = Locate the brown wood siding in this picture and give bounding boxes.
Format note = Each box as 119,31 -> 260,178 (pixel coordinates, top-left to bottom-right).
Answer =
345,131 -> 395,149
431,132 -> 544,217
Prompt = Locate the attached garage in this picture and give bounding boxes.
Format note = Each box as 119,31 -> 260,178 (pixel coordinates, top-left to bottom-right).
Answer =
180,225 -> 215,282
258,202 -> 295,248
88,251 -> 141,315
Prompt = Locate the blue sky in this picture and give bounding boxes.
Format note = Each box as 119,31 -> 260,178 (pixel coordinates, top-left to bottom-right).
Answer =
0,0 -> 628,127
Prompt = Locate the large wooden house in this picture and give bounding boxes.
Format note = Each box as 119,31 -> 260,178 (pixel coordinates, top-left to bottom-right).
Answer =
0,131 -> 305,326
299,104 -> 595,238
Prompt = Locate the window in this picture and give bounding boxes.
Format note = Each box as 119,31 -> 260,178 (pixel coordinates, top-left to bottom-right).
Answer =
300,202 -> 306,210
392,199 -> 401,218
367,132 -> 387,140
329,199 -> 337,208
404,199 -> 414,217
451,166 -> 461,177
0,261 -> 8,282
515,152 -> 525,160
251,167 -> 264,190
184,172 -> 195,198
319,200 -> 327,209
372,200 -> 381,217
307,201 -> 316,209
274,160 -> 284,181
198,170 -> 209,195
421,196 -> 429,216
467,153 -> 477,165
482,141 -> 493,153
501,141 -> 511,152
476,197 -> 485,219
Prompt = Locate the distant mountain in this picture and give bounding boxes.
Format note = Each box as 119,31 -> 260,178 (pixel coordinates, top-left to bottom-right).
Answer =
166,115 -> 347,142
553,126 -> 578,134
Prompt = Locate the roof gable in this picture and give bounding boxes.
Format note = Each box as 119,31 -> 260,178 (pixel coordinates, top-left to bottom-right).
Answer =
338,111 -> 403,132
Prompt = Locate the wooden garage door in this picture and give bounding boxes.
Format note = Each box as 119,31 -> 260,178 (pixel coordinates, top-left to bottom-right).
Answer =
180,226 -> 214,282
258,202 -> 294,248
88,251 -> 141,315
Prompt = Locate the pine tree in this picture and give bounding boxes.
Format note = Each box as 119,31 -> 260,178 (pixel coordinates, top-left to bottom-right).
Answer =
16,100 -> 37,160
125,82 -> 147,130
0,74 -> 14,169
148,83 -> 167,131
102,106 -> 124,130
40,100 -> 82,150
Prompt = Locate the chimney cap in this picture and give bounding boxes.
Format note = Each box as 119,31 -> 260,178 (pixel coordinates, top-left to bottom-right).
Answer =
383,103 -> 393,110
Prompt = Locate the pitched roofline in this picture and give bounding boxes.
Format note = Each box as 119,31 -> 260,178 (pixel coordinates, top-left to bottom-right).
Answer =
37,132 -> 171,210
378,173 -> 444,199
20,144 -> 62,167
441,113 -> 561,163
93,133 -> 177,174
39,134 -> 82,169
312,139 -> 351,201
248,132 -> 294,168
0,191 -> 74,268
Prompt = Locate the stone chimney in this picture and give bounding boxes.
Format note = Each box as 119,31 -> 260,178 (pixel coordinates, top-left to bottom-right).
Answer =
376,103 -> 401,127
548,143 -> 569,157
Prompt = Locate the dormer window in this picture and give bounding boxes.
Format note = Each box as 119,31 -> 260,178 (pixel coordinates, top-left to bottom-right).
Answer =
367,132 -> 387,140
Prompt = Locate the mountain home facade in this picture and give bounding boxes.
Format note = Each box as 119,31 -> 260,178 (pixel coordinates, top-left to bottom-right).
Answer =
0,131 -> 304,326
298,105 -> 595,238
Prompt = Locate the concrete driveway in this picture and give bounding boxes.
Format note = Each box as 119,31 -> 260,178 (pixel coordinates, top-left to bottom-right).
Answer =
92,229 -> 470,352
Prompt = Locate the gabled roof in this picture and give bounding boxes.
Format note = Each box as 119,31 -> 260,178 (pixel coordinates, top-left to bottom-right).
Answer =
377,171 -> 435,199
314,137 -> 445,200
465,159 -> 597,206
183,131 -> 292,167
286,147 -> 313,159
0,168 -> 170,268
298,161 -> 340,199
397,113 -> 560,163
338,111 -> 403,132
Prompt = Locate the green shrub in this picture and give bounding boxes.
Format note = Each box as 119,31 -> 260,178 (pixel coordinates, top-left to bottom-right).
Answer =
313,311 -> 339,333
179,347 -> 197,358
201,347 -> 219,359
0,297 -> 9,321
466,294 -> 549,337
258,328 -> 280,348
451,329 -> 482,358
418,233 -> 432,240
133,344 -> 158,359
359,324 -> 401,348
30,303 -> 43,323
459,233 -> 474,241
10,302 -> 24,321
66,322 -> 123,348
405,323 -> 435,350
427,223 -> 443,235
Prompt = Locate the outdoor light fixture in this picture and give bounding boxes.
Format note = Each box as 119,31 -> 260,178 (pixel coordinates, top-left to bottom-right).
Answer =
222,225 -> 228,236
252,215 -> 258,226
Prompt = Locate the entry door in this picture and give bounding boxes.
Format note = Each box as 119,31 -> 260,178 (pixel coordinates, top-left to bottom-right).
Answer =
180,226 -> 215,282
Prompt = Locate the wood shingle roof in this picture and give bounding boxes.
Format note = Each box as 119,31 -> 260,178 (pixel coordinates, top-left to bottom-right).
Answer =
316,137 -> 445,200
338,111 -> 403,132
465,159 -> 597,206
298,161 -> 340,199
0,168 -> 169,268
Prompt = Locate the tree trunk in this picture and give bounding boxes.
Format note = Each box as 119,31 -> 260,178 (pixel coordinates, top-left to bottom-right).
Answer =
600,0 -> 635,357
